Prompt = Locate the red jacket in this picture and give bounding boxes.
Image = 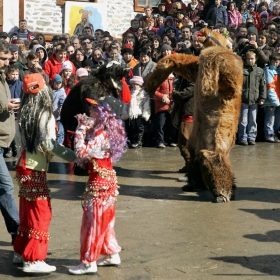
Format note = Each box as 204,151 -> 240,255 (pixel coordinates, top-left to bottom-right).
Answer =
43,54 -> 76,79
154,76 -> 174,114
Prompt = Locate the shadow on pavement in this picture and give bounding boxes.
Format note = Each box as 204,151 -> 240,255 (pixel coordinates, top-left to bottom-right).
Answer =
211,255 -> 280,276
244,229 -> 280,243
240,208 -> 280,223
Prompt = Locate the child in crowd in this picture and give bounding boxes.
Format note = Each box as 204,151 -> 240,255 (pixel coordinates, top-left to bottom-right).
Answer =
6,64 -> 23,157
51,74 -> 66,145
205,0 -> 228,26
263,53 -> 280,143
69,98 -> 127,275
121,44 -> 138,68
256,11 -> 269,32
247,3 -> 258,25
60,60 -> 77,95
125,76 -> 151,148
76,68 -> 89,81
122,19 -> 139,38
238,50 -> 266,145
13,73 -> 76,273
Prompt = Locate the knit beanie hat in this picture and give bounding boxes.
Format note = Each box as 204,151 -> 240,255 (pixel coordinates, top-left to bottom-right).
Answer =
247,3 -> 255,9
52,73 -> 62,83
76,68 -> 88,77
161,44 -> 173,52
130,76 -> 144,86
61,61 -> 73,71
121,43 -> 134,55
247,26 -> 258,37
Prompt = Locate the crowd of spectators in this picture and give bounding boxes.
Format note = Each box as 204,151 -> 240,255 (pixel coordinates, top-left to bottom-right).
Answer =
3,0 -> 280,155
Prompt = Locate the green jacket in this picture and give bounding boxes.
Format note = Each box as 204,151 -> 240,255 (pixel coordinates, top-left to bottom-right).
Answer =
242,64 -> 267,105
0,73 -> 15,148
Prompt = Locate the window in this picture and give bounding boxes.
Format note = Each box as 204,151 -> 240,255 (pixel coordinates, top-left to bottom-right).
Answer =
134,0 -> 168,12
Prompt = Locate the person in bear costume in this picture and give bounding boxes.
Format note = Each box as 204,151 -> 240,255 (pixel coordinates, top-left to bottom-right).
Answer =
145,29 -> 243,202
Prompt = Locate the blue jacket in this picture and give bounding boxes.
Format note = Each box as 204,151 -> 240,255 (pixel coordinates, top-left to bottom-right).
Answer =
205,5 -> 228,25
263,65 -> 280,107
52,87 -> 66,120
6,78 -> 22,99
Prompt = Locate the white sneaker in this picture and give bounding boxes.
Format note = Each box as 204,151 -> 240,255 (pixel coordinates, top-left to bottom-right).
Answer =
68,262 -> 97,275
23,260 -> 56,273
13,252 -> 23,264
97,253 -> 121,266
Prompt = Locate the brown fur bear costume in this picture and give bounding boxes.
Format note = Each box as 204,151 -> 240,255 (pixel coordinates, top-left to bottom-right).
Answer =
145,31 -> 243,202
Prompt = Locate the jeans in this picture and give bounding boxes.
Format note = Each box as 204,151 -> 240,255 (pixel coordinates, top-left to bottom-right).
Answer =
238,103 -> 258,141
263,106 -> 280,139
155,111 -> 177,146
0,147 -> 19,243
56,120 -> 65,145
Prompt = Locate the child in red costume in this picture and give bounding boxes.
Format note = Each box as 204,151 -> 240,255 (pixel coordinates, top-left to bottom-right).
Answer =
13,73 -> 76,273
69,98 -> 127,275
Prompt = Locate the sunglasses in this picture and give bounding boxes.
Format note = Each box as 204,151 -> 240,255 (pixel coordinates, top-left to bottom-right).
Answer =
82,41 -> 91,45
167,30 -> 175,33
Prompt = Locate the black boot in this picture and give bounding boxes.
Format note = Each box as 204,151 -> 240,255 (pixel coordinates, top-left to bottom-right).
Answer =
4,147 -> 12,158
131,132 -> 144,148
11,140 -> 17,157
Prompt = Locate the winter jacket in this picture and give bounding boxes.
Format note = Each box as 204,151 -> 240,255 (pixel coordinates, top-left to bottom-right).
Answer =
32,44 -> 48,67
132,59 -> 157,83
154,75 -> 174,114
256,11 -> 269,32
52,87 -> 66,120
10,28 -> 35,44
0,74 -> 15,148
263,65 -> 280,107
185,2 -> 204,25
43,54 -> 76,79
249,11 -> 258,25
240,10 -> 250,23
227,9 -> 242,28
172,76 -> 195,117
242,64 -> 266,105
6,78 -> 22,99
205,5 -> 228,25
123,88 -> 151,121
157,16 -> 179,39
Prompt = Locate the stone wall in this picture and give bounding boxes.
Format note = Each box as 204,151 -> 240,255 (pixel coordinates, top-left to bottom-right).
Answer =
97,0 -> 138,38
25,0 -> 63,33
24,0 -> 140,37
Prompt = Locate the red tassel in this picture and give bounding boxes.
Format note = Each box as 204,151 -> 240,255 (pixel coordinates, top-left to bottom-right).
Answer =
129,68 -> 133,78
121,77 -> 131,104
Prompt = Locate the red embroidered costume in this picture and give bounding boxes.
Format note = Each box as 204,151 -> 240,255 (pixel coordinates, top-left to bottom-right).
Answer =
13,74 -> 76,273
69,105 -> 126,275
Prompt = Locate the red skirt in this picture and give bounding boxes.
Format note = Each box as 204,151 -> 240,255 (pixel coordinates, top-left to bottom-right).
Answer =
80,158 -> 121,263
13,166 -> 52,262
